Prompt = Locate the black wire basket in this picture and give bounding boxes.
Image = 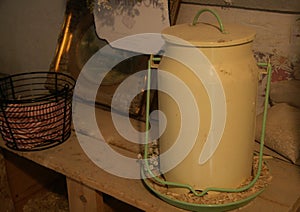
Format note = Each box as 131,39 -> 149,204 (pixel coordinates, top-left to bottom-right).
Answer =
0,72 -> 75,151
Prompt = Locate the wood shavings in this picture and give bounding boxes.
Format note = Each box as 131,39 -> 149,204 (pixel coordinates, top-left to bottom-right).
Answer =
145,158 -> 272,205
23,191 -> 69,212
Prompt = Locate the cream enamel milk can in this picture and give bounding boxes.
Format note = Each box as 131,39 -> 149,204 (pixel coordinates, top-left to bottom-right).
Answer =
158,9 -> 258,191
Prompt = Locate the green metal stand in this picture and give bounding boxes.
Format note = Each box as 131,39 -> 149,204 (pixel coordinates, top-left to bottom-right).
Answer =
141,57 -> 272,211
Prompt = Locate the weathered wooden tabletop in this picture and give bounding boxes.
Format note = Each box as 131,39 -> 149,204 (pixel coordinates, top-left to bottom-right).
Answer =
0,107 -> 299,212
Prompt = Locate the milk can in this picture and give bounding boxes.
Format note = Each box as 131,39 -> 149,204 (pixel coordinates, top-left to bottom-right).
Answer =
158,9 -> 258,191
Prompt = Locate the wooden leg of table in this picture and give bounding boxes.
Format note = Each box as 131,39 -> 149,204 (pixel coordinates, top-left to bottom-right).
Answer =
66,177 -> 104,212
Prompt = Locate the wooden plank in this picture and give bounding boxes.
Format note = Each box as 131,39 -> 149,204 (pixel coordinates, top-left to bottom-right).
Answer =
14,134 -> 182,212
2,135 -> 299,211
1,106 -> 299,211
181,0 -> 300,13
0,107 -> 183,212
169,0 -> 182,25
0,149 -> 14,212
3,150 -> 61,211
66,177 -> 104,212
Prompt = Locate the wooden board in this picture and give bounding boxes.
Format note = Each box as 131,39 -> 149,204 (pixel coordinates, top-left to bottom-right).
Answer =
0,135 -> 185,212
169,0 -> 181,25
67,177 -> 104,212
0,107 -> 299,211
3,150 -> 62,211
0,149 -> 14,212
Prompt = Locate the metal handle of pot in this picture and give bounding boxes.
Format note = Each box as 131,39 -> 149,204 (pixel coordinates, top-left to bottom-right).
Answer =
192,9 -> 225,33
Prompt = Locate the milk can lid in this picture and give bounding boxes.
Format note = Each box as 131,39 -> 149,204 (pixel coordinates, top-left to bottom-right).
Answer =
161,10 -> 256,47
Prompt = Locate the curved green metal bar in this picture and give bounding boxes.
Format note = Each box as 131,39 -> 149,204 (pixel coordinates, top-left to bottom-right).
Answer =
192,9 -> 225,33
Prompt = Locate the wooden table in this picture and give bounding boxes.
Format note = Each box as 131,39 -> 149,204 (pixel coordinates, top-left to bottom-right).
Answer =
1,108 -> 299,212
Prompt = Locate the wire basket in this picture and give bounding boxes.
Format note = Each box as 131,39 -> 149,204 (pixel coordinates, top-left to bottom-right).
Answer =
0,72 -> 75,151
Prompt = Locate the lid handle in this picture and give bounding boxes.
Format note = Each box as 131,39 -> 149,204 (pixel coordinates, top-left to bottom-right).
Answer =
192,9 -> 225,33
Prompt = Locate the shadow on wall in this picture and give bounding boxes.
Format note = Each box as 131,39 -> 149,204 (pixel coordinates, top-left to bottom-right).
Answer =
0,0 -> 66,74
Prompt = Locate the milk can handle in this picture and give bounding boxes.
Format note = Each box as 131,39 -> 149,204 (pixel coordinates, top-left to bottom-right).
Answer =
192,9 -> 225,33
